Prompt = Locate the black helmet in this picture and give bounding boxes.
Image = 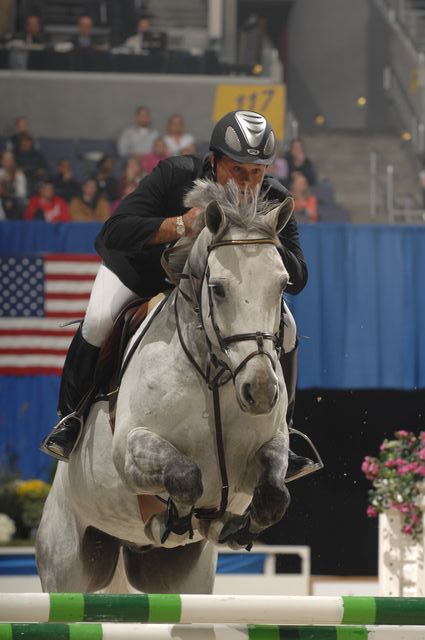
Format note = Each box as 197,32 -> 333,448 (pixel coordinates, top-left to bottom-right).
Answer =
210,110 -> 276,165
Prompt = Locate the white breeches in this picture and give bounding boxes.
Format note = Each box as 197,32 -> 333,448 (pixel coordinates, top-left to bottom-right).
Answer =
82,265 -> 139,347
82,264 -> 298,353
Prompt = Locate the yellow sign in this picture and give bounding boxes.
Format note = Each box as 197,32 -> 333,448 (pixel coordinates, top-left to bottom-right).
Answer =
213,84 -> 286,140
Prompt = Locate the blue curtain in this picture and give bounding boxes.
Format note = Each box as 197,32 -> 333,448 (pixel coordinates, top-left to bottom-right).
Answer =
1,222 -> 425,478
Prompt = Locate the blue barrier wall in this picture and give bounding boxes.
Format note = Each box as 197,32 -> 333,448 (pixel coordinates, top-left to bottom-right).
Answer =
1,222 -> 424,478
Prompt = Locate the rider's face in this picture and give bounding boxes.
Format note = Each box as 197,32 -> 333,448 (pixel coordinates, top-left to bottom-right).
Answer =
215,155 -> 267,194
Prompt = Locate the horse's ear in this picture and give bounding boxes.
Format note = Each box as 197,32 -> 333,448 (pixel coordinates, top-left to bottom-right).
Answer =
264,197 -> 294,233
205,200 -> 226,236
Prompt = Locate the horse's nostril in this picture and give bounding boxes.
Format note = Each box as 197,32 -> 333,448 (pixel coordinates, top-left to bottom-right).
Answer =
242,383 -> 255,405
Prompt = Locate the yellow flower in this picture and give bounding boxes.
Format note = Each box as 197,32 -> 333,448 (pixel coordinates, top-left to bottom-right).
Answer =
15,479 -> 51,499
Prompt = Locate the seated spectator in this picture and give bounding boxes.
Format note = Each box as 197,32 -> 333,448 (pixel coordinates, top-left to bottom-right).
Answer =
6,116 -> 37,154
164,114 -> 195,156
14,133 -> 49,195
0,178 -> 23,220
52,159 -> 81,202
117,155 -> 144,197
72,14 -> 109,51
123,14 -> 153,53
69,178 -> 110,221
24,179 -> 70,222
94,155 -> 118,202
141,137 -> 169,174
268,153 -> 289,184
117,106 -> 159,157
290,171 -> 318,224
110,180 -> 138,215
285,138 -> 317,186
0,150 -> 27,199
20,13 -> 50,46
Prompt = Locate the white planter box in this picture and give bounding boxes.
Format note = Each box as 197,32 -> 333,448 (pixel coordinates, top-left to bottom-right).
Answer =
379,511 -> 425,596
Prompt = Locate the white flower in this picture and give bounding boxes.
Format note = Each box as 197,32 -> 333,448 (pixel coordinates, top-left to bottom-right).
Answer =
0,513 -> 16,543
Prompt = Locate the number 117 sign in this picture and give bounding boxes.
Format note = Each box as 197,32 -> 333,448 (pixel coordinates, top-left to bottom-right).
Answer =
213,83 -> 286,140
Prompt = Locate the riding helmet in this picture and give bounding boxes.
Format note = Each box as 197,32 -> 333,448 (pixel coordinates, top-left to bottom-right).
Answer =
210,110 -> 276,165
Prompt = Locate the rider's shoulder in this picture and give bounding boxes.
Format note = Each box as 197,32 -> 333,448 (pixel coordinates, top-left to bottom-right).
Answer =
262,174 -> 290,202
156,155 -> 203,180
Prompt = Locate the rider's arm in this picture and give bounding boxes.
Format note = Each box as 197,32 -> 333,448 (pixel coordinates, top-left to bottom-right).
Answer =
278,214 -> 308,295
96,157 -> 196,253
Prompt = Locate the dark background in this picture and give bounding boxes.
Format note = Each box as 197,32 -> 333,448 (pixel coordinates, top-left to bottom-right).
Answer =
262,389 -> 424,575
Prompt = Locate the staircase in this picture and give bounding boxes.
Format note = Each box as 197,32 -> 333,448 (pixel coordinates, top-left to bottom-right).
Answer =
149,0 -> 208,29
302,131 -> 423,223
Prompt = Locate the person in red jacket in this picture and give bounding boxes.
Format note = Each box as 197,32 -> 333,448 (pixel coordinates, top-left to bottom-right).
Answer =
24,179 -> 70,222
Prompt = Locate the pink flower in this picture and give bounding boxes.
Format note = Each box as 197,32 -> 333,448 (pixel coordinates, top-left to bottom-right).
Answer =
420,432 -> 425,444
419,449 -> 425,461
402,524 -> 413,535
385,459 -> 397,468
396,430 -> 409,438
367,505 -> 378,518
380,441 -> 388,451
417,465 -> 425,477
412,513 -> 420,524
399,503 -> 412,514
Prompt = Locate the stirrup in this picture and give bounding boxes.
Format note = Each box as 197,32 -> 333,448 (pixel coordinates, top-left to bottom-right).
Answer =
286,426 -> 324,483
39,412 -> 84,463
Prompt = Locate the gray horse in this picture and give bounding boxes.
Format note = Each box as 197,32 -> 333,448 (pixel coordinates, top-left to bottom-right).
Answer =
36,180 -> 294,594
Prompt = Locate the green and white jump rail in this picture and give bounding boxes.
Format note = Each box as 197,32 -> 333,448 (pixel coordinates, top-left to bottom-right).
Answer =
1,624 -> 425,639
0,594 -> 425,625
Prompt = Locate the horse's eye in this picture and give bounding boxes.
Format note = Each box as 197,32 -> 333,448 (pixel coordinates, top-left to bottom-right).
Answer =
210,282 -> 226,299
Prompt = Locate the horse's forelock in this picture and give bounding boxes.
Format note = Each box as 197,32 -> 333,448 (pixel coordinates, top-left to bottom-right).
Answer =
184,179 -> 280,238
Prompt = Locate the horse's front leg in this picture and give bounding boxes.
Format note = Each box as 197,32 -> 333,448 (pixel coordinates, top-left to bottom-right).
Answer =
114,427 -> 203,546
218,429 -> 291,549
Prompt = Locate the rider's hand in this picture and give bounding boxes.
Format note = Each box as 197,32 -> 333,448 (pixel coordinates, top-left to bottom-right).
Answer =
182,207 -> 203,238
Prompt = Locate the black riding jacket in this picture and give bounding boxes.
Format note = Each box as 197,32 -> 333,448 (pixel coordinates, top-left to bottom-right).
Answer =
95,155 -> 308,298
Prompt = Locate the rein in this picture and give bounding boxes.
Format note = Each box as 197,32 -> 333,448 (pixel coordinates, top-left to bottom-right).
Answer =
174,237 -> 284,522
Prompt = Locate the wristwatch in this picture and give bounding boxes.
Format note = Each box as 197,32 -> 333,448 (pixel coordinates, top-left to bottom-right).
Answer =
176,215 -> 186,237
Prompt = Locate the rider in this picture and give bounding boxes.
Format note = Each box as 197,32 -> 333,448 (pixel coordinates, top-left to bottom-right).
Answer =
40,110 -> 320,481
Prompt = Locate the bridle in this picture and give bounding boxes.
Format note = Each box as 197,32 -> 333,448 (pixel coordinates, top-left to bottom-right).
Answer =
172,236 -> 285,526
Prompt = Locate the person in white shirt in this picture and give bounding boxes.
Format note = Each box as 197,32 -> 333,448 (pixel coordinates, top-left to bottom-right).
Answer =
123,15 -> 152,54
163,114 -> 196,156
117,106 -> 159,157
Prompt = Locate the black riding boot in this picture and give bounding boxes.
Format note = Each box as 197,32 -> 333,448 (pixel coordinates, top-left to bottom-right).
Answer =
39,325 -> 100,462
281,343 -> 323,482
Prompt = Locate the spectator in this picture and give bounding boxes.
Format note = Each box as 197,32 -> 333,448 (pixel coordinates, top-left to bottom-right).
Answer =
117,155 -> 144,197
0,177 -> 23,220
20,13 -> 50,46
94,155 -> 118,202
0,0 -> 13,39
110,180 -> 138,215
73,14 -> 109,51
290,171 -> 318,224
268,153 -> 289,184
14,133 -> 49,194
6,116 -> 37,154
52,159 -> 81,202
25,179 -> 70,222
163,113 -> 195,156
123,14 -> 153,53
117,106 -> 159,157
141,136 -> 169,174
0,149 -> 27,199
285,138 -> 317,187
69,178 -> 110,221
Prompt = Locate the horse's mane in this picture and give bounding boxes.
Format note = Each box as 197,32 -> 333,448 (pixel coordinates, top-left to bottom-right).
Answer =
161,179 -> 281,284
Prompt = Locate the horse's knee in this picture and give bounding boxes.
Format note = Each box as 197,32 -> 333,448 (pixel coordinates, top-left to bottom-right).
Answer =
164,457 -> 203,506
251,483 -> 291,527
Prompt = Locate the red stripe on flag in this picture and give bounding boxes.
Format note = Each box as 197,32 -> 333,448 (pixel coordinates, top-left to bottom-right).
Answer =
45,254 -> 101,262
0,329 -> 75,337
0,349 -> 68,356
0,367 -> 63,375
46,274 -> 96,281
46,292 -> 91,300
45,312 -> 86,319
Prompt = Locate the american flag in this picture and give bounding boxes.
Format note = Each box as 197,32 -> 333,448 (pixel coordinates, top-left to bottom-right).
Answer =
0,253 -> 100,375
